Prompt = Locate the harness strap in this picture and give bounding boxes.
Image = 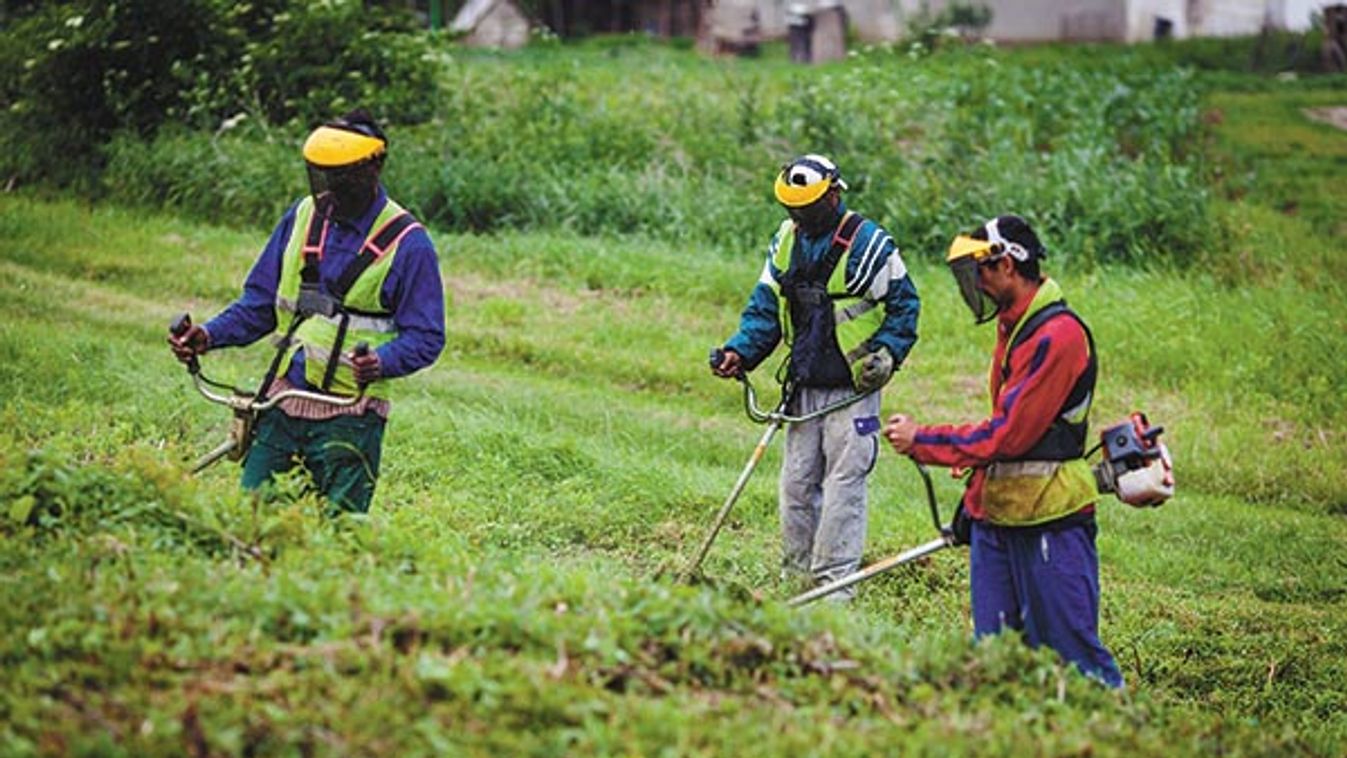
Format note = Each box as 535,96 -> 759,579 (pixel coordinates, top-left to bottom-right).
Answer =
256,313 -> 307,401
1002,301 -> 1098,460
320,312 -> 352,392
331,211 -> 420,303
820,211 -> 863,288
300,214 -> 329,285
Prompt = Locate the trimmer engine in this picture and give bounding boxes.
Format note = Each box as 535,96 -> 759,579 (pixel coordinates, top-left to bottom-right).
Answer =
1093,412 -> 1174,507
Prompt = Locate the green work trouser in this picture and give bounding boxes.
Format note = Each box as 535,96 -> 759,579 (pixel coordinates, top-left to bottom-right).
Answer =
241,408 -> 385,515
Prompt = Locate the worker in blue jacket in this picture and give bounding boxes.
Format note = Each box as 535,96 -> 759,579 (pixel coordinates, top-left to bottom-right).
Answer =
712,154 -> 920,598
169,109 -> 445,514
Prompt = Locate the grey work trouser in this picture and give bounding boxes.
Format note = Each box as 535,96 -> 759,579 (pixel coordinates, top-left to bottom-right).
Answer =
779,386 -> 882,596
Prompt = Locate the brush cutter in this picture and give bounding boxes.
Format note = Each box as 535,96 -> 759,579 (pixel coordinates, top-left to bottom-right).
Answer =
682,349 -> 877,580
787,459 -> 956,607
788,412 -> 1176,607
169,313 -> 368,474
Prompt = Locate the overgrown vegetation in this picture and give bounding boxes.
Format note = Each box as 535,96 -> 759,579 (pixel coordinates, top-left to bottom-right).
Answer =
92,40 -> 1215,264
0,2 -> 1243,263
1,14 -> 1345,757
0,0 -> 439,187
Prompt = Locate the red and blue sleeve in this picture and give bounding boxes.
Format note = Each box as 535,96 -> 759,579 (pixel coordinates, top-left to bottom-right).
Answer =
909,316 -> 1090,469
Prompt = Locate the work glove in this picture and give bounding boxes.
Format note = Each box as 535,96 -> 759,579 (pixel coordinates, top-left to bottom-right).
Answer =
351,347 -> 381,386
852,348 -> 893,393
709,347 -> 743,379
167,324 -> 209,365
947,501 -> 972,547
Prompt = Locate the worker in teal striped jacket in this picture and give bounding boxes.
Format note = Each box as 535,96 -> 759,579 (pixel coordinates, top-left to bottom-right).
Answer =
712,154 -> 920,599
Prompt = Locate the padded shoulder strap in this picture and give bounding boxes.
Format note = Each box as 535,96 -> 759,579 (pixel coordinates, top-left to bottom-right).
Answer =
1003,301 -> 1094,378
301,212 -> 329,285
331,211 -> 420,304
820,212 -> 864,284
1010,301 -> 1070,352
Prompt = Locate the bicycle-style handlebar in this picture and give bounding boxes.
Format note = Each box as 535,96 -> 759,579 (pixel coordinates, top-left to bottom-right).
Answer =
708,347 -> 876,425
170,312 -> 367,415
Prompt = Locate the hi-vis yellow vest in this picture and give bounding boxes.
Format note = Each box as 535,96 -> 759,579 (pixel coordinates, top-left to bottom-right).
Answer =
981,280 -> 1099,526
765,212 -> 885,364
273,197 -> 418,399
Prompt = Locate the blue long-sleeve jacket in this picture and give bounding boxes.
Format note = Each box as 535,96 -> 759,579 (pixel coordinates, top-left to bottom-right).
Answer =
725,203 -> 919,372
203,186 -> 445,387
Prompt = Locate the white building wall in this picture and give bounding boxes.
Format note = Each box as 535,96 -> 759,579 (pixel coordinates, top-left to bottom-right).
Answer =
1186,0 -> 1266,37
1123,0 -> 1188,41
892,0 -> 1126,42
734,0 -> 1318,44
983,0 -> 1090,41
1266,0 -> 1319,30
734,0 -> 899,40
1124,0 -> 1319,40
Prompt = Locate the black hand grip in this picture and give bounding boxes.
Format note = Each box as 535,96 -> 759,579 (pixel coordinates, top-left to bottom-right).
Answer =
708,347 -> 724,371
169,312 -> 200,374
353,342 -> 372,389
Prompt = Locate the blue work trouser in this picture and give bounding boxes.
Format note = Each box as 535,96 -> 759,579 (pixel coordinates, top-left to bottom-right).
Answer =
970,516 -> 1124,688
240,408 -> 385,515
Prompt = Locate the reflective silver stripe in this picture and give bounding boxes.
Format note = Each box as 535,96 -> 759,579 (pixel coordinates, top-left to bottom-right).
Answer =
987,460 -> 1062,479
343,312 -> 395,333
1060,391 -> 1092,425
273,304 -> 394,333
269,332 -> 297,350
264,339 -> 354,368
835,298 -> 876,325
301,343 -> 348,367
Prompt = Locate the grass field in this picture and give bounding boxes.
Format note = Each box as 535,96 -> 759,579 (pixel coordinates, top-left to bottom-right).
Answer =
1,41 -> 1346,757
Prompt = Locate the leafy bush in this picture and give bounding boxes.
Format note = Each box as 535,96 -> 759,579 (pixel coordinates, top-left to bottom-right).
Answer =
0,0 -> 233,187
0,0 -> 440,187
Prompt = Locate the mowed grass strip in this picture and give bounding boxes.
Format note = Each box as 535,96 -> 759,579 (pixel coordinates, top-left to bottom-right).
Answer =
1,189 -> 1345,753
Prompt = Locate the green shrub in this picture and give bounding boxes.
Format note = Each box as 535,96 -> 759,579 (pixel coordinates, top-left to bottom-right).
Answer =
0,0 -> 235,187
102,122 -> 303,226
0,0 -> 439,187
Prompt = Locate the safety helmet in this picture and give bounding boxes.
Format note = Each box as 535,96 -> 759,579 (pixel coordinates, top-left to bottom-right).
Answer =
774,154 -> 848,208
946,215 -> 1045,324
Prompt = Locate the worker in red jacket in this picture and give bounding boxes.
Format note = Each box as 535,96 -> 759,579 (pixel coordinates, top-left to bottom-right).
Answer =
884,215 -> 1122,688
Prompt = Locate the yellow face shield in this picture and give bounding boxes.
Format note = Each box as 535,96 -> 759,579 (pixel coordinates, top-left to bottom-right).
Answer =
773,154 -> 847,209
774,172 -> 832,208
302,125 -> 386,168
946,234 -> 998,264
302,123 -> 387,220
946,234 -> 1002,324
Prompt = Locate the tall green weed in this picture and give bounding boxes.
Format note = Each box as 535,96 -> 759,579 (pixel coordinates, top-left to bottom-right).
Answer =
96,43 -> 1214,267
